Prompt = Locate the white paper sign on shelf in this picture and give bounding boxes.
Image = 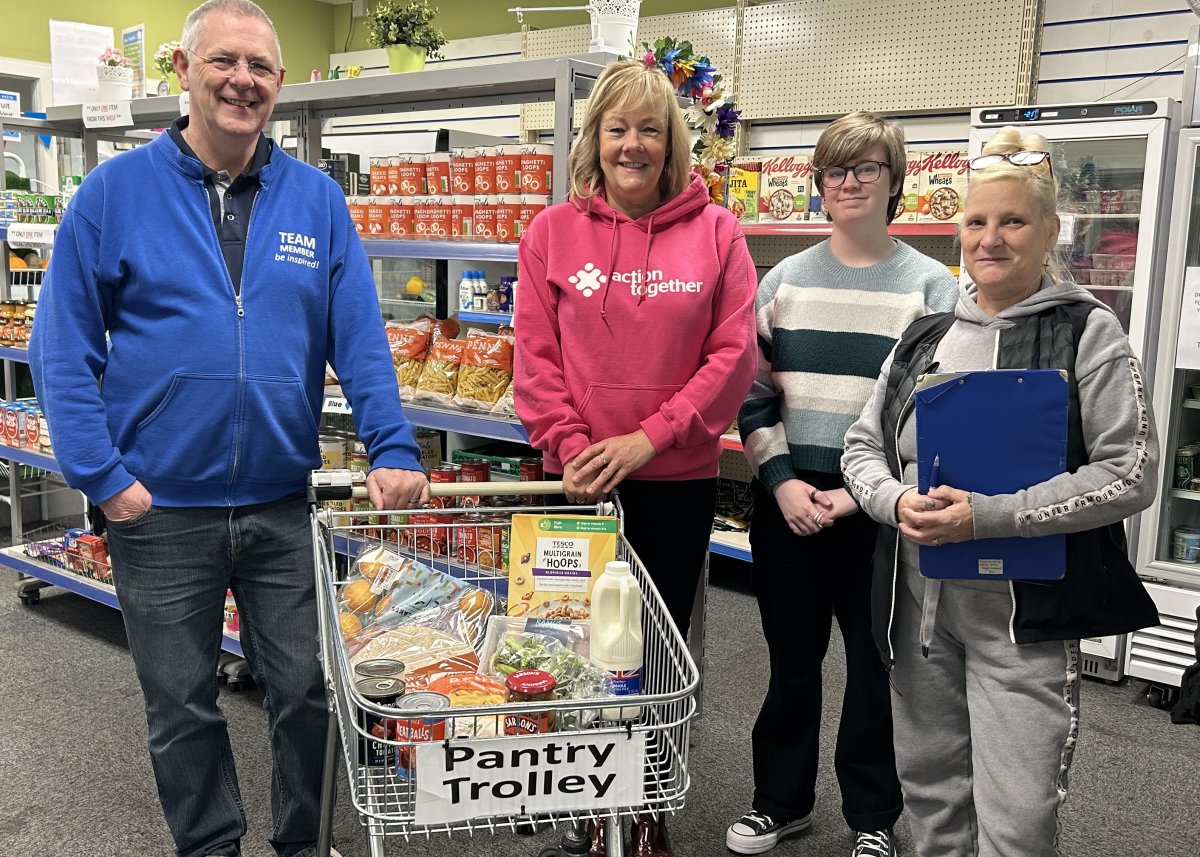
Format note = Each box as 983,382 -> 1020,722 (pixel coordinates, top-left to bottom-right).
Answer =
0,90 -> 19,119
1175,267 -> 1200,369
1057,212 -> 1075,245
322,395 -> 352,414
413,731 -> 647,825
82,102 -> 134,129
5,223 -> 57,248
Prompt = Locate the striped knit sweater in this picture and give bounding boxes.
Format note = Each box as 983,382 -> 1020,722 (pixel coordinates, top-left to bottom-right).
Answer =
739,239 -> 958,487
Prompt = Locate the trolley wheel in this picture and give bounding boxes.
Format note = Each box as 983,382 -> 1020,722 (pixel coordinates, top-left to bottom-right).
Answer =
225,678 -> 250,692
1146,683 -> 1179,709
18,592 -> 39,606
537,848 -> 560,857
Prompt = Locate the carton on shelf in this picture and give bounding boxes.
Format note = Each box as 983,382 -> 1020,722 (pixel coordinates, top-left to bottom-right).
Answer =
758,154 -> 812,223
916,150 -> 970,224
893,151 -> 924,223
728,159 -> 761,224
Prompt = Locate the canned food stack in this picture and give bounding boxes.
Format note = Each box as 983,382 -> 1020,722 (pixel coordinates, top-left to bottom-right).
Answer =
0,397 -> 51,455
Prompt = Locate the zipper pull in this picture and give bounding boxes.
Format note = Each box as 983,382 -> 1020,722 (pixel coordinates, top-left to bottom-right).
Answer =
235,294 -> 245,318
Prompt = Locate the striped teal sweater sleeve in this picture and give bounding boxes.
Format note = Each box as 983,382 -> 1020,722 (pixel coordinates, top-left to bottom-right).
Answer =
738,239 -> 959,487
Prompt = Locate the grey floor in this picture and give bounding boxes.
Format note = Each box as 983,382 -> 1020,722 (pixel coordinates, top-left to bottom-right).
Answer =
1,558 -> 1198,857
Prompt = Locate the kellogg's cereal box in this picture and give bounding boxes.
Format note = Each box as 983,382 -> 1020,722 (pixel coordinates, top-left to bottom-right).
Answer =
758,154 -> 812,223
728,159 -> 761,224
893,151 -> 924,223
916,150 -> 970,223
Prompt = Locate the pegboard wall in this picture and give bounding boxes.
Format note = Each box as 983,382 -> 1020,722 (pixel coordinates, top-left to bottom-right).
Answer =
745,234 -> 960,268
520,7 -> 738,133
739,0 -> 1042,119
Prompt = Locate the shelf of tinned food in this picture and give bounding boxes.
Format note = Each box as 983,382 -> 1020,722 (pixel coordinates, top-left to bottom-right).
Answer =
0,545 -> 245,657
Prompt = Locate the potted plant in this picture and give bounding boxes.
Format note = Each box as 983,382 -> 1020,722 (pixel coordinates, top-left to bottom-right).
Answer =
153,41 -> 183,96
97,48 -> 134,101
366,0 -> 447,74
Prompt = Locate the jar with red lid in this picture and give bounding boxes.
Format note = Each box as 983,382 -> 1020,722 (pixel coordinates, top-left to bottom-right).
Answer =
504,669 -> 557,735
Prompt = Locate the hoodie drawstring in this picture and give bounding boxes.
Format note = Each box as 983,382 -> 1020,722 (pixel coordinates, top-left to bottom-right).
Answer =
600,211 -> 618,321
636,213 -> 655,306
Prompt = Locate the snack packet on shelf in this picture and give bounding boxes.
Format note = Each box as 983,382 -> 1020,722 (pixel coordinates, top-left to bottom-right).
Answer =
453,329 -> 514,411
385,318 -> 433,401
413,337 -> 466,407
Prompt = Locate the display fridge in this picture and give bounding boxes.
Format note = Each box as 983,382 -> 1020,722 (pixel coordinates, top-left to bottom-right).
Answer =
1133,123 -> 1200,707
970,99 -> 1181,682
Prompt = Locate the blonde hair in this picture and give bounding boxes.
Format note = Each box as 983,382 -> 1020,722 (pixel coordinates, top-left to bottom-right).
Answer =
966,127 -> 1064,282
812,111 -> 907,224
567,59 -> 693,205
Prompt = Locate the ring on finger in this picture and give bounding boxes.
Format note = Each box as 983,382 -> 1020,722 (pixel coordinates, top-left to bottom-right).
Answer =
933,537 -> 941,546
600,455 -> 609,466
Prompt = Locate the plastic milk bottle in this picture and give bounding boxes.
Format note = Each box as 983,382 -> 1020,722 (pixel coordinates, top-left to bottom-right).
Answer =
590,560 -> 644,721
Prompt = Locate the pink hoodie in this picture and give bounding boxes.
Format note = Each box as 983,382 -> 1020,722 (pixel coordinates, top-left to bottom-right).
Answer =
514,174 -> 757,480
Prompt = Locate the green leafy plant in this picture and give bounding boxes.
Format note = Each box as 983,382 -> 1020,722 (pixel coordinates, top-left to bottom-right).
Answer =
154,41 -> 181,79
365,0 -> 447,59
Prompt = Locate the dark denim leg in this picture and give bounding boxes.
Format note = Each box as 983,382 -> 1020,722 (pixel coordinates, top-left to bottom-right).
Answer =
107,506 -> 244,857
228,494 -> 328,857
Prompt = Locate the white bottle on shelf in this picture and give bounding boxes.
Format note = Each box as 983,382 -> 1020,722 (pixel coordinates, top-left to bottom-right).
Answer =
459,269 -> 474,313
590,560 -> 644,721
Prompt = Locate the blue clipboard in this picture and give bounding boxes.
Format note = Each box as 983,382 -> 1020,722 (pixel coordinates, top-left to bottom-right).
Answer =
915,369 -> 1067,581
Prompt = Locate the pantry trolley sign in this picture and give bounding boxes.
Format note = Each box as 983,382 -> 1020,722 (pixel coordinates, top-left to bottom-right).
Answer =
413,731 -> 647,824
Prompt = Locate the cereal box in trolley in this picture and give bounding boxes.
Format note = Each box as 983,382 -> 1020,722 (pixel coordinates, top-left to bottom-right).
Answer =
916,150 -> 969,223
507,515 -> 617,620
758,154 -> 812,223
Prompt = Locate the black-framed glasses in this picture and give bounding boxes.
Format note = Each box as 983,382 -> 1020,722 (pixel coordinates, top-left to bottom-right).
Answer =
186,48 -> 283,80
969,150 -> 1053,176
816,160 -> 890,188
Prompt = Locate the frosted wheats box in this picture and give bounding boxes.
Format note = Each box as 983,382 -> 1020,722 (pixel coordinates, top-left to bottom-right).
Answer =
916,150 -> 969,223
758,154 -> 812,223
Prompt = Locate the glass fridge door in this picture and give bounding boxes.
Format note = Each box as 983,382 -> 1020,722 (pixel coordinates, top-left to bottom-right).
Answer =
1139,129 -> 1200,588
970,116 -> 1173,372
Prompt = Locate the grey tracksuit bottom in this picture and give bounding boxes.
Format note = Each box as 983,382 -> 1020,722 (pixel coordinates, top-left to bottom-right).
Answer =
891,564 -> 1080,857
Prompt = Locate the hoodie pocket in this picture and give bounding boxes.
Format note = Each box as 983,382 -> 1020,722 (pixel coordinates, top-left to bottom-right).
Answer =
125,374 -> 239,485
238,376 -> 321,485
578,382 -> 683,442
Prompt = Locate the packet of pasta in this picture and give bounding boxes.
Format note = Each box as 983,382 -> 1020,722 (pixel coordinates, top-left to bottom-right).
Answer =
385,318 -> 433,400
453,329 -> 514,410
413,337 -> 466,406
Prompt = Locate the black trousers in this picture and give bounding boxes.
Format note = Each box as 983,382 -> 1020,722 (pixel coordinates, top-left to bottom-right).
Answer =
547,475 -> 716,640
748,474 -> 902,832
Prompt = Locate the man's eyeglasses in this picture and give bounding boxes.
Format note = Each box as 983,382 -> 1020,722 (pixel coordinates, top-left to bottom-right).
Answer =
816,160 -> 890,188
186,48 -> 283,80
968,150 -> 1052,176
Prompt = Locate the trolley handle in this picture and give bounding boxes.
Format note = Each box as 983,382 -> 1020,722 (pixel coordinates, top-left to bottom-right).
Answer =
307,468 -> 564,502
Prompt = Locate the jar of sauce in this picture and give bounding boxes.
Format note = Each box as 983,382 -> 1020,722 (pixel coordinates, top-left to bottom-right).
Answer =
504,669 -> 557,734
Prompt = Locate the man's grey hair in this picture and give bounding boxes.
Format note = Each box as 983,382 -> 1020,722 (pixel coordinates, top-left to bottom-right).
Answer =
181,0 -> 283,66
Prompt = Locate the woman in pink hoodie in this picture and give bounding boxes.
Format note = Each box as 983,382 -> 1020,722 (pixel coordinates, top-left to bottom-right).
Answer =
514,56 -> 757,856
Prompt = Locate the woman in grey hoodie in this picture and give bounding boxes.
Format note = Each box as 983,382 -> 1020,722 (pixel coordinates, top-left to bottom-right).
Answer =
841,127 -> 1159,857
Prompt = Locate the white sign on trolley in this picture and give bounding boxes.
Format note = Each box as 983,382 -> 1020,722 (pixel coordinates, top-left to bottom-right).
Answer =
1175,267 -> 1200,369
413,730 -> 647,825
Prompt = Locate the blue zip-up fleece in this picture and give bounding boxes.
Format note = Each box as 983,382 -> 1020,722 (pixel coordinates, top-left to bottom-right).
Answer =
30,130 -> 421,507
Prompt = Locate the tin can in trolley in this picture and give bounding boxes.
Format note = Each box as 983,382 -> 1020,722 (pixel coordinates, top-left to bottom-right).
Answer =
1175,444 -> 1199,489
394,690 -> 451,778
459,459 -> 490,507
354,659 -> 406,681
355,677 -> 405,768
429,463 -> 460,508
519,456 -> 544,504
455,511 -> 484,563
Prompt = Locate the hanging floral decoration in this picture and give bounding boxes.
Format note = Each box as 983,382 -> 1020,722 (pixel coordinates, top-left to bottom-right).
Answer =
631,37 -> 742,204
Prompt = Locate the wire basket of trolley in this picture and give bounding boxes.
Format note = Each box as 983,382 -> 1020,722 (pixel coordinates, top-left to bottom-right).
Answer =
308,469 -> 700,857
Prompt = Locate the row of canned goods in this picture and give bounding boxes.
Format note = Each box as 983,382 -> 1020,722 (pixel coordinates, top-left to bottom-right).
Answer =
348,194 -> 550,243
368,145 -> 555,198
1,398 -> 51,455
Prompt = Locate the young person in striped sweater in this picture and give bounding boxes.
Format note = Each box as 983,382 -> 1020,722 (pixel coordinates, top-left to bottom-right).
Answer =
727,112 -> 958,857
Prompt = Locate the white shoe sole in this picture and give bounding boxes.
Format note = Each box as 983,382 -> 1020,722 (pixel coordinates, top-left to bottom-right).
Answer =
725,813 -> 813,855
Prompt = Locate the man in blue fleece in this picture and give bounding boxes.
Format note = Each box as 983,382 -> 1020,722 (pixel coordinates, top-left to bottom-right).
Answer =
29,2 -> 428,855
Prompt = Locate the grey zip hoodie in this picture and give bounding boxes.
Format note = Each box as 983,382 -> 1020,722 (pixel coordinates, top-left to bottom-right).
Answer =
842,276 -> 1158,577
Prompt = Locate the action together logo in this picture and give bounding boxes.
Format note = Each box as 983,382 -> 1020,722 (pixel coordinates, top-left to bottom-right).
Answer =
569,262 -> 704,300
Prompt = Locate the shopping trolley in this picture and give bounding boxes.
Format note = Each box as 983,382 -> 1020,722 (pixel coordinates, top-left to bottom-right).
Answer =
308,470 -> 700,857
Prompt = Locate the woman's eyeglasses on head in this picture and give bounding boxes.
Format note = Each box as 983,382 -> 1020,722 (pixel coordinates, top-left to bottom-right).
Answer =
968,150 -> 1052,176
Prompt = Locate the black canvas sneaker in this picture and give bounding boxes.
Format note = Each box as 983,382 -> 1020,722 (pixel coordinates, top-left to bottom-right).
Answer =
851,828 -> 897,857
725,810 -> 813,854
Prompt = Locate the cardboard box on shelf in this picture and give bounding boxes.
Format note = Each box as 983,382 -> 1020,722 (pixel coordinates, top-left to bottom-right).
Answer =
893,151 -> 924,223
758,154 -> 812,223
916,150 -> 969,223
728,159 -> 761,224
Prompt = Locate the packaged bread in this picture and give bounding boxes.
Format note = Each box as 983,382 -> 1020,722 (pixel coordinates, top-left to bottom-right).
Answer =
413,337 -> 466,406
453,329 -> 514,410
385,318 -> 433,400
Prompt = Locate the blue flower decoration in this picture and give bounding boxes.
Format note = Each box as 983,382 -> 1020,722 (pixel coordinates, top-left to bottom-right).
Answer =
715,104 -> 741,138
661,48 -> 681,76
687,60 -> 716,96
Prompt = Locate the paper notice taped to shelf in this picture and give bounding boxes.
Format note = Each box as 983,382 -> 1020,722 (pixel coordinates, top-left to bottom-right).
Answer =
5,223 -> 57,247
1176,267 -> 1200,369
1056,213 -> 1074,245
82,102 -> 133,128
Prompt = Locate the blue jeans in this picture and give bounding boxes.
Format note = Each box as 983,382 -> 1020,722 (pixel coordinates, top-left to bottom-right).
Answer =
107,492 -> 328,857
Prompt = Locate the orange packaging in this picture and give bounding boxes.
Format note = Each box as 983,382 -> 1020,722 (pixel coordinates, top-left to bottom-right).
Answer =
388,199 -> 414,237
365,200 -> 390,237
893,151 -> 923,223
519,144 -> 553,194
493,145 -> 522,195
425,153 -> 451,195
518,194 -> 550,238
474,147 -> 496,194
370,158 -> 390,196
347,198 -> 367,235
396,154 -> 427,196
473,195 -> 497,240
426,195 -> 452,239
450,195 -> 474,238
386,158 -> 402,195
916,150 -> 969,223
450,147 -> 475,195
494,194 -> 523,243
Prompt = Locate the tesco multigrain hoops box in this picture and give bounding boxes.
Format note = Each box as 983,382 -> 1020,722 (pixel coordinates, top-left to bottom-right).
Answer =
916,150 -> 970,223
758,154 -> 813,223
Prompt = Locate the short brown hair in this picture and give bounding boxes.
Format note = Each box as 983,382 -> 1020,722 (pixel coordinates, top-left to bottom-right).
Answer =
812,111 -> 907,224
568,59 -> 693,205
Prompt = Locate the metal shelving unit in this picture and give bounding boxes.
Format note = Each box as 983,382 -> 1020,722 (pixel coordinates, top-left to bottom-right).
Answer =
361,239 -> 518,262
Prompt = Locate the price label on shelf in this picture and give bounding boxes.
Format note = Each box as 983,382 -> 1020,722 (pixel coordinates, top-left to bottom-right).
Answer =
5,223 -> 57,247
322,395 -> 351,414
